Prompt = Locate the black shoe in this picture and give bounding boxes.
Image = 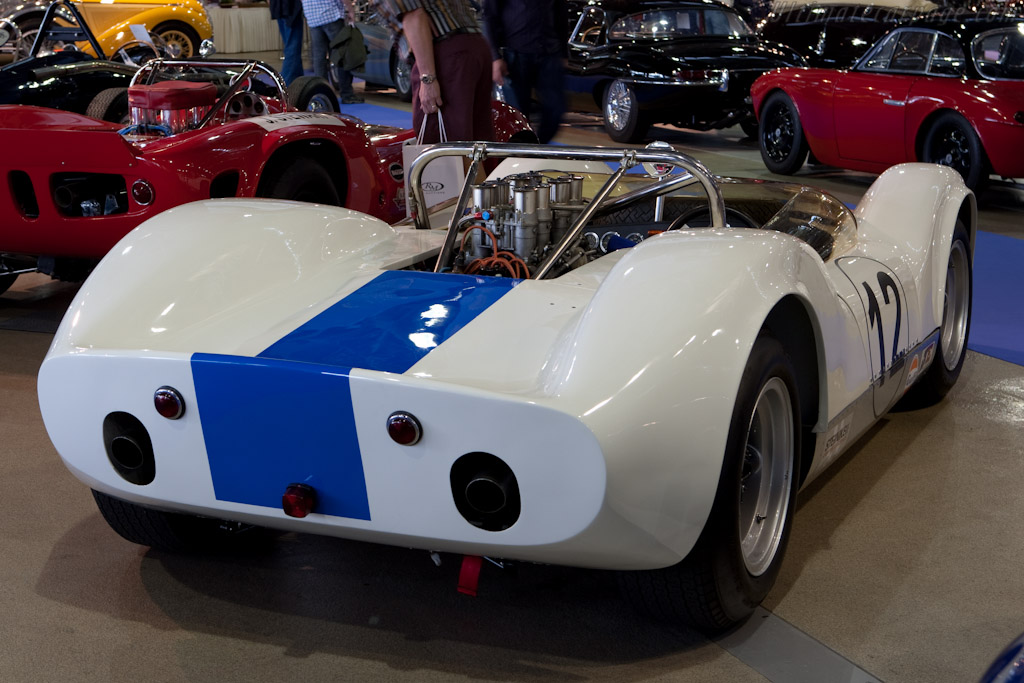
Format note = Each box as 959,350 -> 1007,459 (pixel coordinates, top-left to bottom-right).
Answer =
341,95 -> 364,104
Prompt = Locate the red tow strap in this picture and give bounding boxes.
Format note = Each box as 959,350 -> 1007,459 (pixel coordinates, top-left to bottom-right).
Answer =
457,555 -> 483,596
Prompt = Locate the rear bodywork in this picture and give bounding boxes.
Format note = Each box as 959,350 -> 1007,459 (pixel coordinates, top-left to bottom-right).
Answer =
38,144 -> 974,571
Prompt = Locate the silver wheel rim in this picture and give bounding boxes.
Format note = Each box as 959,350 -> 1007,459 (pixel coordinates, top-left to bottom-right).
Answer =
739,376 -> 794,577
941,239 -> 970,370
306,93 -> 334,112
157,29 -> 192,58
605,80 -> 633,132
395,59 -> 411,95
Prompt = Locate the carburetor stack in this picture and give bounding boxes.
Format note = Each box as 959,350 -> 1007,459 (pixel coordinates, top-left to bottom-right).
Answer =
464,172 -> 587,269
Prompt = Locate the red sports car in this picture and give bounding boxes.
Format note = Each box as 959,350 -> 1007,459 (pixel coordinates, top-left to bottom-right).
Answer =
0,58 -> 534,292
751,15 -> 1024,191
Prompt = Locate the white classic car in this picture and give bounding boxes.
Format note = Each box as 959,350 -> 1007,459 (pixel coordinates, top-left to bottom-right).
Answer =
37,143 -> 974,632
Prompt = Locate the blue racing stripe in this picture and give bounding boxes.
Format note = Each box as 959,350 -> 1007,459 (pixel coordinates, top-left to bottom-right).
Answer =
258,270 -> 520,373
192,354 -> 370,519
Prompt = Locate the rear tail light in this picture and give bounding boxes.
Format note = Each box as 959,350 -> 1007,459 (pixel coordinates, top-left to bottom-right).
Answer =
153,386 -> 185,419
132,179 -> 154,206
282,483 -> 317,518
387,411 -> 422,446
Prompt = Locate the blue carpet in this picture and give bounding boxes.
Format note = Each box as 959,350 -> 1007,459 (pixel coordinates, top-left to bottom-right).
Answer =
970,231 -> 1024,367
340,102 -> 412,129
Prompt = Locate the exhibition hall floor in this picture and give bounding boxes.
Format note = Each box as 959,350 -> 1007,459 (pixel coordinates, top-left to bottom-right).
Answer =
1,74 -> 1022,683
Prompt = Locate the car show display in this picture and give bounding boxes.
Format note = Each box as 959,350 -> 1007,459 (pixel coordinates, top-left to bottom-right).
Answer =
37,140 -> 974,632
564,0 -> 806,142
753,16 -> 1024,191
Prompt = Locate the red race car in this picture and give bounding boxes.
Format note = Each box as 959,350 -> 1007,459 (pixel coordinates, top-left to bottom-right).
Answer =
752,15 -> 1024,192
0,58 -> 534,292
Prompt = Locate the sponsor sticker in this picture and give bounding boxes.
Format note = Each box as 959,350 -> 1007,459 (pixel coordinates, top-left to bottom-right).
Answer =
905,353 -> 921,387
823,417 -> 852,461
388,162 -> 404,182
245,111 -> 347,132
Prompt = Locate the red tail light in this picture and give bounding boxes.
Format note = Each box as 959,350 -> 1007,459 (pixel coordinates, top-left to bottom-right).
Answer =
282,483 -> 317,518
387,411 -> 422,446
153,386 -> 185,419
132,179 -> 154,206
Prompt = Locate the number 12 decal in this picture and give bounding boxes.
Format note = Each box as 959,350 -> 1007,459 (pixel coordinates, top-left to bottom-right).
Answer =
862,271 -> 902,382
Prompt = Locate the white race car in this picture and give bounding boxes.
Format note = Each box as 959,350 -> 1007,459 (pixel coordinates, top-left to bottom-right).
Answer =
37,143 -> 974,632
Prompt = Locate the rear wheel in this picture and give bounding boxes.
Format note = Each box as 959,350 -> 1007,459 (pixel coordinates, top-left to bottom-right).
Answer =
86,87 -> 129,124
921,113 -> 988,192
287,76 -> 339,112
603,79 -> 649,143
92,490 -> 266,553
152,21 -> 199,58
759,91 -> 808,175
619,333 -> 800,633
259,157 -> 340,205
900,220 -> 972,407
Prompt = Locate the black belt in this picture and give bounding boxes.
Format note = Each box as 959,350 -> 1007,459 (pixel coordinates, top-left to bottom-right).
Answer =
434,26 -> 479,43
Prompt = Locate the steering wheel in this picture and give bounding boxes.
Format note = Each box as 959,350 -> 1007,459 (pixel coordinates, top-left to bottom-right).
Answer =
114,38 -> 170,66
666,207 -> 757,231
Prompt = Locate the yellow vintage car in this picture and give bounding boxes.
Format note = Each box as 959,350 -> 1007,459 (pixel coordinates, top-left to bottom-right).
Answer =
3,0 -> 213,58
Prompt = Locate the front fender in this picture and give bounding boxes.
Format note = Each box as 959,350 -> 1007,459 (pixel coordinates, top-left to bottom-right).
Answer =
544,229 -> 841,563
94,4 -> 212,55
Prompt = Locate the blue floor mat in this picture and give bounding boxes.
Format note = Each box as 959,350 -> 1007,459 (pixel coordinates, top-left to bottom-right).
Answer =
339,102 -> 412,129
969,231 -> 1024,367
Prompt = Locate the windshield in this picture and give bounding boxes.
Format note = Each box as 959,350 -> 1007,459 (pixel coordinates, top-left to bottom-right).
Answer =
973,27 -> 1024,80
608,9 -> 751,40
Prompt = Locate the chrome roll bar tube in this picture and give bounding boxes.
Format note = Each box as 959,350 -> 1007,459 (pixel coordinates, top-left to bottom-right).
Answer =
405,142 -> 725,280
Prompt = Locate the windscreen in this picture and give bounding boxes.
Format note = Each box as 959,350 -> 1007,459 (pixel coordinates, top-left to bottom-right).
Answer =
608,9 -> 751,40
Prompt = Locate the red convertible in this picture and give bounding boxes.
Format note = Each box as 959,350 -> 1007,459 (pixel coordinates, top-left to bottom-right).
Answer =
752,15 -> 1024,191
0,58 -> 534,293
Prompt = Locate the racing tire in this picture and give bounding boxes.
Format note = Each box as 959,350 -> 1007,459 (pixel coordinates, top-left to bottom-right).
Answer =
603,79 -> 649,144
921,112 -> 988,192
898,220 -> 972,408
287,76 -> 339,113
0,273 -> 18,296
759,91 -> 808,175
392,52 -> 413,102
92,490 -> 270,553
152,21 -> 200,59
258,156 -> 341,205
619,333 -> 801,633
85,87 -> 130,124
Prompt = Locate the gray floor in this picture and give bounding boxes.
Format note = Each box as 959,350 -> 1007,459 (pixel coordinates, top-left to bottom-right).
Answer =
2,68 -> 1023,683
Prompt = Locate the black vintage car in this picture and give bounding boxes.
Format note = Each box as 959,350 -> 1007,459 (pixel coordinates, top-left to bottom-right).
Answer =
757,0 -> 932,68
0,0 -> 174,121
565,0 -> 806,142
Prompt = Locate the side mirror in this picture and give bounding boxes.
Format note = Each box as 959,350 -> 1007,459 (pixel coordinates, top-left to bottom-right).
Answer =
199,39 -> 216,58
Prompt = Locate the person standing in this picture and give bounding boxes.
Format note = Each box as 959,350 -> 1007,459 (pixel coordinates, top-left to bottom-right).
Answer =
270,0 -> 304,85
301,0 -> 363,102
379,0 -> 493,143
482,0 -> 567,144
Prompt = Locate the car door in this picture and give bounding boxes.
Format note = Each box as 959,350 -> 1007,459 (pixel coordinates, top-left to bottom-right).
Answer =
565,5 -> 610,112
833,29 -> 935,165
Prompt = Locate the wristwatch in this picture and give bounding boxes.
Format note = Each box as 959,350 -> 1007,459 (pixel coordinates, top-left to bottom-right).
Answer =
420,73 -> 437,84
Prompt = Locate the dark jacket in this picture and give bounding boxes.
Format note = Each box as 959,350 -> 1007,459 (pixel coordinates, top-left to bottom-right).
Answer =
329,24 -> 368,71
482,0 -> 568,59
269,0 -> 302,22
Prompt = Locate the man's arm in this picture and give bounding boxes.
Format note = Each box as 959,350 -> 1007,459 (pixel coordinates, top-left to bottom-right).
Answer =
402,8 -> 443,111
